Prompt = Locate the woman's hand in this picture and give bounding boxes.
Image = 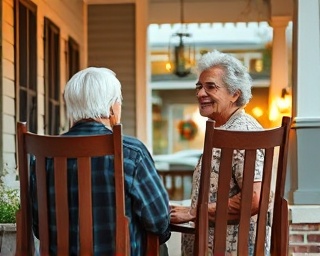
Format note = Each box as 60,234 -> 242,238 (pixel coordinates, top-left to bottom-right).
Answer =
170,205 -> 195,224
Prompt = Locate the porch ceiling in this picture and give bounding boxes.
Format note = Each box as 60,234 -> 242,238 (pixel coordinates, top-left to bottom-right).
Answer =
85,0 -> 292,24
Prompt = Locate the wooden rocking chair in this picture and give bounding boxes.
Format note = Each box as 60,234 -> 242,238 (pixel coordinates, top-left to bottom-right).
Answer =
15,122 -> 158,256
170,116 -> 291,256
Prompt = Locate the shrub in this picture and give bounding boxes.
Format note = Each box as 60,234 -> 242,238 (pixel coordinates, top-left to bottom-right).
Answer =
0,186 -> 20,223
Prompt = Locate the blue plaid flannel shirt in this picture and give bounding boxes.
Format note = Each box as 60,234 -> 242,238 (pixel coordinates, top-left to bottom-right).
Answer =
30,121 -> 170,255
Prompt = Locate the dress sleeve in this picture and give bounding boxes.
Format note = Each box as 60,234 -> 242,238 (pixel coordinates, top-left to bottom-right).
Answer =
233,148 -> 264,189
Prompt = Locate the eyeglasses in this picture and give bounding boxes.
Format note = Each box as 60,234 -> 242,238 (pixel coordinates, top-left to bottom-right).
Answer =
195,83 -> 221,94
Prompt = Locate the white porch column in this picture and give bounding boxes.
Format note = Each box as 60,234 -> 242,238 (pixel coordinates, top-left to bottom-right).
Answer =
268,16 -> 291,127
135,0 -> 150,147
290,0 -> 320,222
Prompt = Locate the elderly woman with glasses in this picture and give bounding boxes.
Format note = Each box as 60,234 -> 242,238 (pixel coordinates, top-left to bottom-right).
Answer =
170,50 -> 267,255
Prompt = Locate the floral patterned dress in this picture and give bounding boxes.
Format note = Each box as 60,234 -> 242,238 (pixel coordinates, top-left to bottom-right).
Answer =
181,109 -> 270,256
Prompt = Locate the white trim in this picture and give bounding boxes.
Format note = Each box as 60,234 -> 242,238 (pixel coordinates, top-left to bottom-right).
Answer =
135,0 -> 149,145
290,205 -> 320,223
293,117 -> 320,127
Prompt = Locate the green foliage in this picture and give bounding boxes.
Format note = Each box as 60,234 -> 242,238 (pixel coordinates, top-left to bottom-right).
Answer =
0,186 -> 20,223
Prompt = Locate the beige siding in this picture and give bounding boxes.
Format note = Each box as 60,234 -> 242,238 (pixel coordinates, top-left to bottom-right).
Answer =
35,0 -> 86,134
2,18 -> 14,44
3,115 -> 15,134
2,0 -> 16,177
88,4 -> 136,136
1,0 -> 86,183
3,78 -> 15,98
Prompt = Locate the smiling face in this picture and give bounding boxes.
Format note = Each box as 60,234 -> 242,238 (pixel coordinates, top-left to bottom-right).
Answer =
196,67 -> 240,126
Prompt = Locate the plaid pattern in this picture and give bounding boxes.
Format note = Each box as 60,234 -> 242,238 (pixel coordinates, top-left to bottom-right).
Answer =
30,121 -> 170,255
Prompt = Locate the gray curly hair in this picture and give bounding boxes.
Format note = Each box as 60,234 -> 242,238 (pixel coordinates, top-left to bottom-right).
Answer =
197,50 -> 252,107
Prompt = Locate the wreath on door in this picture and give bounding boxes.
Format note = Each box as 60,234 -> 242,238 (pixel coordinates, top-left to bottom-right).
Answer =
177,119 -> 198,141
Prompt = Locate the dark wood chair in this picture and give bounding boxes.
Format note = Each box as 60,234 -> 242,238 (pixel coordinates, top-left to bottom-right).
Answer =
170,116 -> 291,256
15,122 -> 158,256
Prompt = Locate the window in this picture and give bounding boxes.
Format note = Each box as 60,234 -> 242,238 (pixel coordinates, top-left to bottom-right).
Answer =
44,18 -> 60,135
15,0 -> 37,133
68,36 -> 80,79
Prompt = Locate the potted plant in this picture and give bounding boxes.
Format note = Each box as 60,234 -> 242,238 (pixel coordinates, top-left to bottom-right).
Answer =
0,182 -> 19,254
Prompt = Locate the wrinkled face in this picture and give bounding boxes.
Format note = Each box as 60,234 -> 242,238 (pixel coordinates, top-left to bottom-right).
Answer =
196,67 -> 239,122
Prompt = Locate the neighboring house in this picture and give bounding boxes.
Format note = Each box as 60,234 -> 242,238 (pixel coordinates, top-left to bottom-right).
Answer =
1,0 -> 320,253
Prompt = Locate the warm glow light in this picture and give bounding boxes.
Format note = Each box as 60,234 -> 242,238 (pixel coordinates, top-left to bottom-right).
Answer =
251,107 -> 263,118
165,62 -> 172,71
276,95 -> 291,113
255,59 -> 263,72
269,101 -> 280,121
269,88 -> 292,123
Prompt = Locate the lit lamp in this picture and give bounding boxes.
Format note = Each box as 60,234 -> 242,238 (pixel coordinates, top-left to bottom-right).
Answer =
167,0 -> 195,77
277,88 -> 292,113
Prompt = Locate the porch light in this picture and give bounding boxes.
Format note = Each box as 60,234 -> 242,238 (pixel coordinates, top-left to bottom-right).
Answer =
277,88 -> 292,113
167,0 -> 195,77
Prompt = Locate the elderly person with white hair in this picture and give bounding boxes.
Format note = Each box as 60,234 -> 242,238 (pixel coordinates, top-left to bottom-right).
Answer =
170,50 -> 266,255
30,67 -> 170,255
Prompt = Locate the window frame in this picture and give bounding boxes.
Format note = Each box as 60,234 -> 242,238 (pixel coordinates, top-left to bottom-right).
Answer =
14,0 -> 38,133
44,17 -> 61,135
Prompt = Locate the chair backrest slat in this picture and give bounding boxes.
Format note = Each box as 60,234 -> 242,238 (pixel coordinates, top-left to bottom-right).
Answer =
54,157 -> 69,255
35,156 -> 50,255
237,150 -> 256,255
213,148 -> 233,253
78,157 -> 94,254
193,116 -> 291,256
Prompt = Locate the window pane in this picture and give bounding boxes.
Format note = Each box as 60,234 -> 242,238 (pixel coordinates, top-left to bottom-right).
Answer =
19,89 -> 27,122
19,4 -> 27,88
44,18 -> 60,135
29,10 -> 37,90
16,0 -> 38,133
29,95 -> 37,133
49,102 -> 60,135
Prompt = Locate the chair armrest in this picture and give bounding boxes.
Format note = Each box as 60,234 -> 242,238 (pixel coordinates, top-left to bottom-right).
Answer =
170,218 -> 240,235
208,219 -> 240,227
170,222 -> 195,234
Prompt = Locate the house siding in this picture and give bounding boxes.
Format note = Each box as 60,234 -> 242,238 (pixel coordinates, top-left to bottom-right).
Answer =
1,0 -> 86,185
2,0 -> 16,178
88,4 -> 136,137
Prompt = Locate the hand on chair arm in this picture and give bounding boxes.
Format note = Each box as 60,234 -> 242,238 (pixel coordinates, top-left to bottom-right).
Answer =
170,205 -> 196,224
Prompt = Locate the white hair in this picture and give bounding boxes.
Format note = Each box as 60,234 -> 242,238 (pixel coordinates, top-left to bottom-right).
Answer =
64,67 -> 122,123
197,50 -> 252,107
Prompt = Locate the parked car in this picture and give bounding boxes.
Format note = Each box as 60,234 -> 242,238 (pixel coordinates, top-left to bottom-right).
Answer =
153,149 -> 202,171
153,149 -> 202,200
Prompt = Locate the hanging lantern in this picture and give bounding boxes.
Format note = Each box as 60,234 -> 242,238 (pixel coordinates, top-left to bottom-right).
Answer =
167,0 -> 195,78
168,31 -> 195,77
